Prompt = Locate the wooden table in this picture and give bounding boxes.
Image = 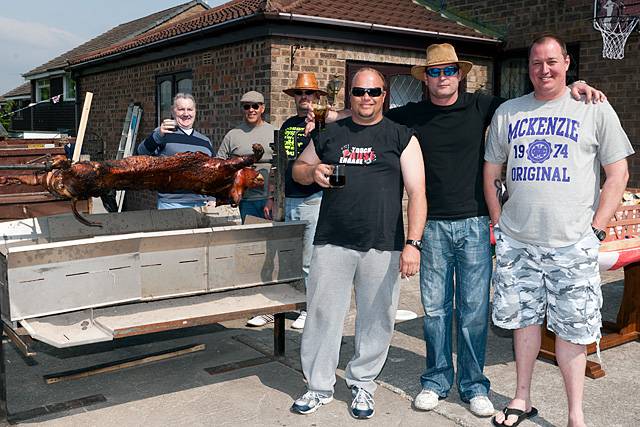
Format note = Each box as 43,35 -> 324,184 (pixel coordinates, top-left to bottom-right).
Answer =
538,204 -> 640,378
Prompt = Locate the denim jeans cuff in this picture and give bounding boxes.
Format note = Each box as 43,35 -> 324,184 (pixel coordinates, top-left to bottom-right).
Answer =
460,391 -> 489,403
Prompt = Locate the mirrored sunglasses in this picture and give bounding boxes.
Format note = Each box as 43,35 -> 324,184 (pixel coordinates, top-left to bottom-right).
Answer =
426,65 -> 459,78
243,103 -> 261,111
351,87 -> 383,97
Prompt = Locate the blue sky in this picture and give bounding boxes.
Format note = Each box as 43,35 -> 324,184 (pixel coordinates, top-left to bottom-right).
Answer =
0,0 -> 226,95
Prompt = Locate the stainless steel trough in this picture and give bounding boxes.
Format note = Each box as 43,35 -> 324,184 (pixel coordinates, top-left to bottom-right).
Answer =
0,209 -> 305,347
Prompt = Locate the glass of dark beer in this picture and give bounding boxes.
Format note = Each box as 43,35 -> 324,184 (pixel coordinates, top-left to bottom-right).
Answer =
312,96 -> 328,129
162,118 -> 177,132
330,164 -> 345,188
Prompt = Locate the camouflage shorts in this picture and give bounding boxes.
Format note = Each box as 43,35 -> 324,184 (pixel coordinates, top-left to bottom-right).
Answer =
492,227 -> 602,345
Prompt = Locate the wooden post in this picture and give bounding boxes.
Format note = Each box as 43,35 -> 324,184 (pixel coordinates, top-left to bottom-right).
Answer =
271,130 -> 286,222
72,92 -> 93,162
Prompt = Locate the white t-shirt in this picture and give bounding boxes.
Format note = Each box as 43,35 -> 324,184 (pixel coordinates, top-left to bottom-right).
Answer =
485,88 -> 634,247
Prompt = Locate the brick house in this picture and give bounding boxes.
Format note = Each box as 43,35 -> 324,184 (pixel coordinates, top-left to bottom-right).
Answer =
7,1 -> 207,136
67,0 -> 501,208
20,0 -> 632,209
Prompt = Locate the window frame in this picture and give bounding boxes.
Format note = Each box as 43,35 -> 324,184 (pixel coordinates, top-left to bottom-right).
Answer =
35,79 -> 50,102
63,73 -> 76,101
155,70 -> 193,125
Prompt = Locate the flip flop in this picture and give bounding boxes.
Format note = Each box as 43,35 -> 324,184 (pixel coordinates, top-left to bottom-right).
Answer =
491,406 -> 538,427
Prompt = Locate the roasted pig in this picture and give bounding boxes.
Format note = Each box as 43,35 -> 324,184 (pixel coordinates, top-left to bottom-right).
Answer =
0,144 -> 265,226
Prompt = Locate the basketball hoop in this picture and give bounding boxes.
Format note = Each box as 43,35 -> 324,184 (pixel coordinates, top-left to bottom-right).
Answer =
594,15 -> 639,59
593,0 -> 640,59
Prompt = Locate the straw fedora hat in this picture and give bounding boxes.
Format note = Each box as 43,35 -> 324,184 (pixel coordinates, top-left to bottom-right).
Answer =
411,43 -> 473,81
283,72 -> 328,96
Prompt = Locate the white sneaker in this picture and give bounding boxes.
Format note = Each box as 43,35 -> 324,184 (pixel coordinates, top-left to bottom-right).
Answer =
469,395 -> 495,417
414,389 -> 440,411
291,390 -> 333,414
246,314 -> 274,327
291,311 -> 307,329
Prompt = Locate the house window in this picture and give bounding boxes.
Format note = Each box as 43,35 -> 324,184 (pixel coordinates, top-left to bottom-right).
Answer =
13,101 -> 23,120
36,79 -> 50,102
498,44 -> 580,99
346,62 -> 425,111
156,71 -> 193,124
64,73 -> 76,101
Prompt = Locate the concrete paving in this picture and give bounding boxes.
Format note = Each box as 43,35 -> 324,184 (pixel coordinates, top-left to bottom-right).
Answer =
1,270 -> 638,426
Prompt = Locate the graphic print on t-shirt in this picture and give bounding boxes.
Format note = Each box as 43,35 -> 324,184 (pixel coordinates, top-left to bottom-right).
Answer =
339,144 -> 377,165
282,126 -> 306,159
508,115 -> 579,183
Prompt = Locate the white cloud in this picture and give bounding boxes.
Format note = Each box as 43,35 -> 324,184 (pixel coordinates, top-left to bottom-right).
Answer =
0,17 -> 86,94
0,16 -> 84,51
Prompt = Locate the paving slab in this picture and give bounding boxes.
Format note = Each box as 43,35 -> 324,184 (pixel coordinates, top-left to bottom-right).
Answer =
1,270 -> 638,426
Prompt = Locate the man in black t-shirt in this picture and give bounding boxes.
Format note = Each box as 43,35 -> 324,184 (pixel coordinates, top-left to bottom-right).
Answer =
280,73 -> 326,330
290,68 -> 426,420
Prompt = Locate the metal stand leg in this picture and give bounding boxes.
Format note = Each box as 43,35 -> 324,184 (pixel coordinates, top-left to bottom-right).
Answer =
273,313 -> 285,357
0,313 -> 8,421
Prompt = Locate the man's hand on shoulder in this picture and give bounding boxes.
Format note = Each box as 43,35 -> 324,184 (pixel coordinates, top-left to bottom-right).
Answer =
569,80 -> 606,104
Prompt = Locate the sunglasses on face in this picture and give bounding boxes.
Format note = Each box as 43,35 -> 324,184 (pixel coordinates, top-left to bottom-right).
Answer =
294,90 -> 316,96
351,87 -> 383,97
243,103 -> 261,111
426,65 -> 459,78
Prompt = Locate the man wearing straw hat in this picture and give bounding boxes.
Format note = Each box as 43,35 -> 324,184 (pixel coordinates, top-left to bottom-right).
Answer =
280,72 -> 327,330
315,42 -> 604,417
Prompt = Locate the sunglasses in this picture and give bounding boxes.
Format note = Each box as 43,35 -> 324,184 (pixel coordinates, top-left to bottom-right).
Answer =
351,87 -> 383,97
242,103 -> 261,111
294,90 -> 316,96
426,65 -> 459,78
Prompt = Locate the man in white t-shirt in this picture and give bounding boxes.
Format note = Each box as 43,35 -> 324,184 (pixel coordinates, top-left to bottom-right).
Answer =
484,33 -> 633,427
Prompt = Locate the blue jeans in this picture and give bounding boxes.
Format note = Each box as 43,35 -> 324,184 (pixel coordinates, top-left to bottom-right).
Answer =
419,216 -> 492,402
285,192 -> 322,287
239,199 -> 267,223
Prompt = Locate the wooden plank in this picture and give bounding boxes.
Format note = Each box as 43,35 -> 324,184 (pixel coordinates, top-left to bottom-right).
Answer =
600,238 -> 640,252
43,344 -> 205,384
2,321 -> 36,357
72,92 -> 93,162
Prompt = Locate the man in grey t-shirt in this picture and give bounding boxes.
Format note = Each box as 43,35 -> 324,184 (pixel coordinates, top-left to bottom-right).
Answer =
484,34 -> 633,427
217,90 -> 274,222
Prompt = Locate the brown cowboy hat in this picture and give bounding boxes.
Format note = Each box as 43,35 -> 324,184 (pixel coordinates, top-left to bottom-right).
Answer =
411,43 -> 473,81
283,72 -> 328,96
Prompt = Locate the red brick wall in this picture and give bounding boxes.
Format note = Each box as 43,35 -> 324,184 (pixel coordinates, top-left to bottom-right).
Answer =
79,39 -> 272,209
444,0 -> 640,184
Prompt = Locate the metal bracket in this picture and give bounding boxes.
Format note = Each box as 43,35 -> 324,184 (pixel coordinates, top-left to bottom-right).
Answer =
290,44 -> 302,70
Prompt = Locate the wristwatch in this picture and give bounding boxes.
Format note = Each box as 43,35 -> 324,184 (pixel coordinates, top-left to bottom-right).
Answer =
592,226 -> 606,242
406,239 -> 423,251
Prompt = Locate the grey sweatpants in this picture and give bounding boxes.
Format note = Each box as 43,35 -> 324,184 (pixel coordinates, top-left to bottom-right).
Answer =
300,244 -> 401,395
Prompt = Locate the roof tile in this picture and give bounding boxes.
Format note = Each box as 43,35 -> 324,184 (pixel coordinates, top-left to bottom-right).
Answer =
72,0 -> 497,65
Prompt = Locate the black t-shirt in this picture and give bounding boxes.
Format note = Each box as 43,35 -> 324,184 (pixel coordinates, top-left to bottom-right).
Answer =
386,92 -> 504,220
280,115 -> 322,198
313,117 -> 414,251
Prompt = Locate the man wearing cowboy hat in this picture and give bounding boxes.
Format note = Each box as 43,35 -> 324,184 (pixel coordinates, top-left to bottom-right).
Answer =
315,42 -> 605,418
280,72 -> 327,330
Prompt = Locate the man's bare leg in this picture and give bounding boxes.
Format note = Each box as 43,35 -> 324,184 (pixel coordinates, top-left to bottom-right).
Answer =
493,324 -> 540,426
555,337 -> 587,427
